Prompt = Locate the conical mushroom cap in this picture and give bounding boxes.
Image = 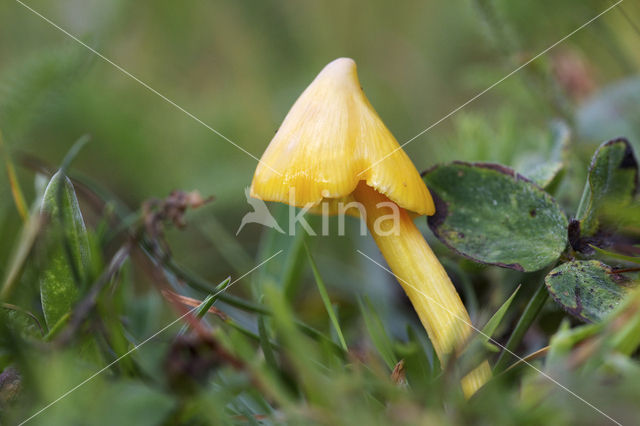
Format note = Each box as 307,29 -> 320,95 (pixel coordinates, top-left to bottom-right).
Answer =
250,58 -> 435,216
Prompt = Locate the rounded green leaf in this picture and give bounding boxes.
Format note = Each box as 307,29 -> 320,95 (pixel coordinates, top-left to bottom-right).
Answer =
423,162 -> 568,272
40,170 -> 90,329
545,260 -> 631,323
572,138 -> 638,249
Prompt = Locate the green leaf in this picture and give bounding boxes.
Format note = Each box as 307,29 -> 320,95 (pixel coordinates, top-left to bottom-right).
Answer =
494,281 -> 548,374
263,284 -> 326,405
576,77 -> 640,154
610,309 -> 640,357
39,170 -> 91,329
394,327 -> 435,390
481,285 -> 520,340
590,245 -> 640,265
547,319 -> 600,365
0,213 -> 45,301
257,310 -> 279,372
36,378 -> 175,426
572,138 -> 638,245
177,277 -> 230,335
0,130 -> 28,220
358,296 -> 396,370
423,162 -> 568,271
460,286 -> 519,374
545,260 -> 633,323
515,120 -> 570,188
282,231 -> 307,302
304,243 -> 347,351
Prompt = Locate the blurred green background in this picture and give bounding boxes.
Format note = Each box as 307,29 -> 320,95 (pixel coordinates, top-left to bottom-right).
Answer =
1,3 -> 637,233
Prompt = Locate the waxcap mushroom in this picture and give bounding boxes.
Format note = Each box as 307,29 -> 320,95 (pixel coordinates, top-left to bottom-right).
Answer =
250,57 -> 434,216
250,58 -> 491,397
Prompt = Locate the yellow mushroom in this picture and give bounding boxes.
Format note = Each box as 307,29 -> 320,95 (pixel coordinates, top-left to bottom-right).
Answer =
250,57 -> 491,397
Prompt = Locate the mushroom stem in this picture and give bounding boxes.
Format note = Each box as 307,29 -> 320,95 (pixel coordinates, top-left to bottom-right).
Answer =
352,182 -> 491,397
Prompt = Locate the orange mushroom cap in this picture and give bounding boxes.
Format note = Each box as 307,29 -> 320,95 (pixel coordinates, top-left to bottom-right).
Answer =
250,57 -> 435,216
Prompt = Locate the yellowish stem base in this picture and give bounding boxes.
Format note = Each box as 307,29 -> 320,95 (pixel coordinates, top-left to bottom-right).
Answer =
353,182 -> 491,397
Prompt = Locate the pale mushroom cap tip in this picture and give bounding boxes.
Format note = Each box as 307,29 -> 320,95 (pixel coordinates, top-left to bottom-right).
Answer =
250,57 -> 435,216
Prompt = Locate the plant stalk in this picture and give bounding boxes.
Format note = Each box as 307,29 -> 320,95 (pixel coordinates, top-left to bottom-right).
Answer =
352,182 -> 491,397
494,280 -> 549,374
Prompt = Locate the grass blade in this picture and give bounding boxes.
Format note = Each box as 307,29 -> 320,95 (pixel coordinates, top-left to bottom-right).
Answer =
591,245 -> 640,265
0,213 -> 45,301
282,231 -> 307,302
358,295 -> 396,370
304,243 -> 348,351
494,281 -> 548,373
458,285 -> 520,375
0,130 -> 28,221
177,277 -> 231,335
481,285 -> 520,339
257,302 -> 279,372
